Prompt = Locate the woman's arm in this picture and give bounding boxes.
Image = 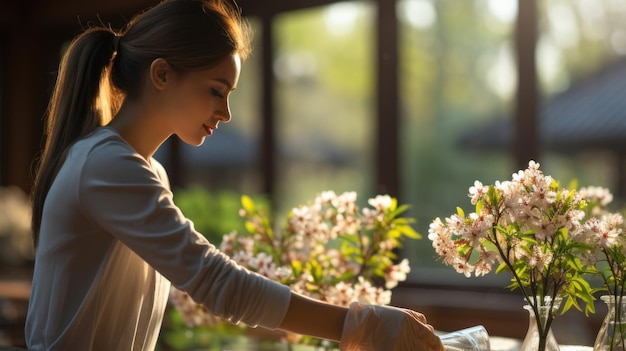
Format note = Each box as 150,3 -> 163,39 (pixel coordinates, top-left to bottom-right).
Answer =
278,291 -> 445,351
278,292 -> 347,342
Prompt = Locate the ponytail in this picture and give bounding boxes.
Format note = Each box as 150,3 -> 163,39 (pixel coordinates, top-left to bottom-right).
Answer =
31,27 -> 119,246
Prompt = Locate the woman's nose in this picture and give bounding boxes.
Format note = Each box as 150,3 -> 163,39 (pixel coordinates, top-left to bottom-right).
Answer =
218,99 -> 232,123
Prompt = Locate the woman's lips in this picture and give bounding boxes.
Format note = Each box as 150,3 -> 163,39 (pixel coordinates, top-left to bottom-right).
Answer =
203,125 -> 214,135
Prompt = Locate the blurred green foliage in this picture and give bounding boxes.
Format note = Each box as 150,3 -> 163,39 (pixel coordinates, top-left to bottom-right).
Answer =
172,185 -> 269,246
159,308 -> 247,351
160,186 -> 269,350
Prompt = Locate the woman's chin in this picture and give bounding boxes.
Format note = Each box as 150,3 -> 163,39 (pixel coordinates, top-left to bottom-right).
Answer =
180,136 -> 206,147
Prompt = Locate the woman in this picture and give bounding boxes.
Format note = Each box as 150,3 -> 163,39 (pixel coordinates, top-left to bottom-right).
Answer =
26,0 -> 444,350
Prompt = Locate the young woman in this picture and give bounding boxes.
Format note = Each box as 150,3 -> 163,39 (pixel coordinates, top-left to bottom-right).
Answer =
26,0 -> 444,350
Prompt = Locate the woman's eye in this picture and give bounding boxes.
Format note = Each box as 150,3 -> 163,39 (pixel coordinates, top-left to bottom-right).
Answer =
211,88 -> 225,98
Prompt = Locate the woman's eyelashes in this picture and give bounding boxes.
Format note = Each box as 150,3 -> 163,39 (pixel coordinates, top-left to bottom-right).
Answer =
210,88 -> 225,98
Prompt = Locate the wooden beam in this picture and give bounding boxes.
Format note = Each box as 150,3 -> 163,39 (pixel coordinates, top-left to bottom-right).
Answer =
260,14 -> 276,197
30,0 -> 159,28
22,0 -> 346,28
375,0 -> 399,197
238,0 -> 346,17
513,0 -> 540,169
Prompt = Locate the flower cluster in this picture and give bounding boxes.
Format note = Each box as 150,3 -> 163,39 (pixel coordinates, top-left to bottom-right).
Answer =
428,161 -> 595,350
170,191 -> 419,345
576,186 -> 626,350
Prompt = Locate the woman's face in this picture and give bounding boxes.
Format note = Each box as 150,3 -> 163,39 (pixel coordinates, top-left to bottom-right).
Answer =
161,54 -> 241,146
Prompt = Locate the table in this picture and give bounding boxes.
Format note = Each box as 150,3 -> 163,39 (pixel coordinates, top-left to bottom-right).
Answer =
489,336 -> 593,351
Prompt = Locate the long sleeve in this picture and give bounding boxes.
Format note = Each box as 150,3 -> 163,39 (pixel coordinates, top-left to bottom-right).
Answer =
27,127 -> 292,350
78,136 -> 291,329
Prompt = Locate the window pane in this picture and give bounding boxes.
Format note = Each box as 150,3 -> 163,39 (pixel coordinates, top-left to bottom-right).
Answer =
399,0 -> 626,278
273,2 -> 375,214
399,0 -> 515,271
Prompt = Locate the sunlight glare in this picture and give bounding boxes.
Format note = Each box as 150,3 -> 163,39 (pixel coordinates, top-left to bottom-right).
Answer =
546,2 -> 579,48
537,37 -> 567,92
486,0 -> 517,23
273,51 -> 318,82
398,0 -> 436,29
485,44 -> 515,101
576,0 -> 608,41
325,2 -> 360,36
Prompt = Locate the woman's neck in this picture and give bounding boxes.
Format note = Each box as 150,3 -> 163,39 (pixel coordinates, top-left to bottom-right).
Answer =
108,100 -> 171,160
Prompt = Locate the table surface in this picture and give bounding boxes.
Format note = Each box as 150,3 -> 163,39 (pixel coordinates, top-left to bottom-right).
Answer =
489,336 -> 592,351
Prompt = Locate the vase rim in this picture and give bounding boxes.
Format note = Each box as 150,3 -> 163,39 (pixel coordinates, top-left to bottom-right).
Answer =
600,294 -> 626,303
523,295 -> 562,306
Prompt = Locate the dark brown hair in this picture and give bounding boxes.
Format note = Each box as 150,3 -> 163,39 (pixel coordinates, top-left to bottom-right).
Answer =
31,0 -> 251,246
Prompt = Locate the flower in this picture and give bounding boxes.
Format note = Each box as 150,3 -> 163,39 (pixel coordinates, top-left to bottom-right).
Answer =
170,190 -> 421,346
428,161 -> 595,351
385,258 -> 411,289
577,186 -> 626,350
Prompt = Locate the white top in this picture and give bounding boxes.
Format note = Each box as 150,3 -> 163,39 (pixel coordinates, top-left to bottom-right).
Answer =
25,127 -> 291,351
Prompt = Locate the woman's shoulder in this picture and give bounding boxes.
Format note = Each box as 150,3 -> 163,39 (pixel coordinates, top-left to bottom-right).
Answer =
73,127 -> 154,180
73,126 -> 133,157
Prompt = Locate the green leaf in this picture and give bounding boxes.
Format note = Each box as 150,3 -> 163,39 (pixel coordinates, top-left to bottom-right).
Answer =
241,195 -> 255,213
244,221 -> 257,234
475,199 -> 482,213
456,207 -> 465,217
336,270 -> 356,282
561,296 -> 576,314
495,262 -> 509,274
291,260 -> 303,276
390,197 -> 398,211
392,203 -> 410,217
306,260 -> 324,284
397,225 -> 421,239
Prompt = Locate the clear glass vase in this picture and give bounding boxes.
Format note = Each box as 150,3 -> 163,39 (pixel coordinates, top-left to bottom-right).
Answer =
594,295 -> 626,351
440,325 -> 491,351
520,298 -> 561,351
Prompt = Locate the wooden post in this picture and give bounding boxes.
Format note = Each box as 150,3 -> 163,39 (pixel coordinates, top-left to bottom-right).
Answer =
260,14 -> 276,200
514,0 -> 540,170
376,0 -> 399,197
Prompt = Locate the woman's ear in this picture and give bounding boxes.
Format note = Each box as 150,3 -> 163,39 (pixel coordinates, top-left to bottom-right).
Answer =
149,58 -> 171,91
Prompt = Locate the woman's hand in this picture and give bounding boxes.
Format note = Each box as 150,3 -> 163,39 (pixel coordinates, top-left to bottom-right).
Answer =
340,302 -> 444,351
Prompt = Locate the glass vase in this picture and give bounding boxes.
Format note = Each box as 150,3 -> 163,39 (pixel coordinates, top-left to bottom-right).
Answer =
594,295 -> 626,351
439,325 -> 491,351
520,297 -> 561,351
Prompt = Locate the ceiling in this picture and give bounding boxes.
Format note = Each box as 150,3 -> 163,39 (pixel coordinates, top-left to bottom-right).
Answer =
0,0 -> 351,31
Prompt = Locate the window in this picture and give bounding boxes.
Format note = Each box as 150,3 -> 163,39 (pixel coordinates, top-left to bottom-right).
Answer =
398,0 -> 626,279
272,2 -> 376,215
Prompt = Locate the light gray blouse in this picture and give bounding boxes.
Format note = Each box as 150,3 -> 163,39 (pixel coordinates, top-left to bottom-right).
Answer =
25,127 -> 291,351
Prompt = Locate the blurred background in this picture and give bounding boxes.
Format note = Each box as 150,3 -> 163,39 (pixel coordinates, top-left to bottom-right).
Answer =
2,0 -> 626,348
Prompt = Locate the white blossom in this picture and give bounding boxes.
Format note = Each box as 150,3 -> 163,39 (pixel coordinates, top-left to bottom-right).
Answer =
385,258 -> 411,289
468,180 -> 487,205
368,194 -> 392,211
172,190 -> 417,334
